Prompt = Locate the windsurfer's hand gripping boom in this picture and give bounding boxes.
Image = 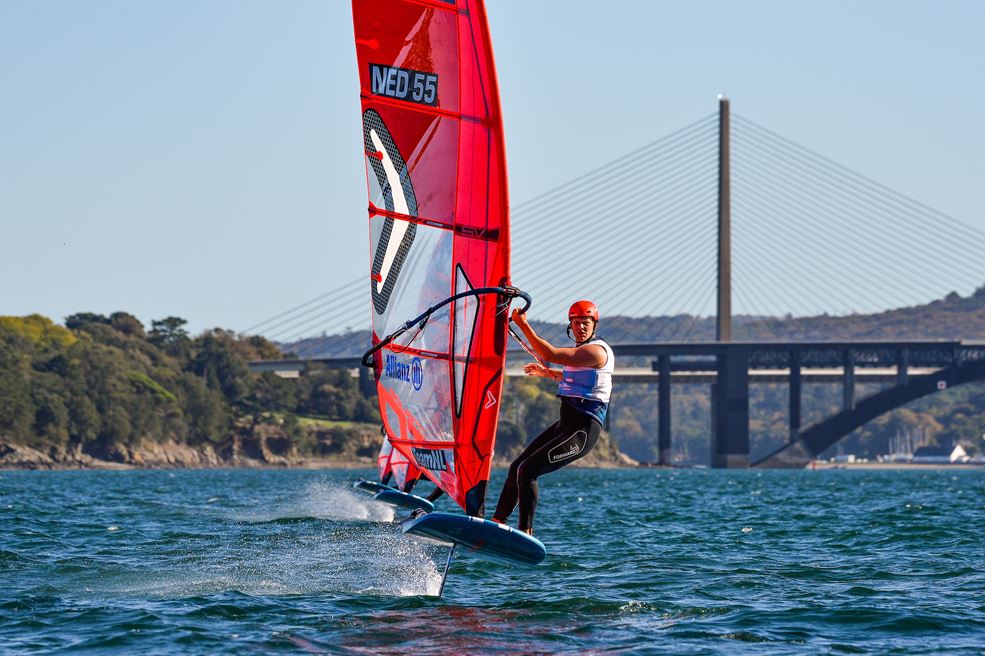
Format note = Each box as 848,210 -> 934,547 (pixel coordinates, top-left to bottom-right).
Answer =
521,361 -> 561,381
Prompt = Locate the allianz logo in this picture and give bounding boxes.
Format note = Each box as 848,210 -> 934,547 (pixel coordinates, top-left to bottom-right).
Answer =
384,354 -> 424,391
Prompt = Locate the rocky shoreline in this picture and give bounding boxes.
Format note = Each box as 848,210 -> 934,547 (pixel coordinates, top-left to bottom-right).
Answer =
0,431 -> 638,471
0,437 -> 328,471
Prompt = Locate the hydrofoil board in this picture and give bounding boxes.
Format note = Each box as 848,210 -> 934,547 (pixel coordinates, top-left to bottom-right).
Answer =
402,511 -> 546,566
352,479 -> 395,495
373,489 -> 434,513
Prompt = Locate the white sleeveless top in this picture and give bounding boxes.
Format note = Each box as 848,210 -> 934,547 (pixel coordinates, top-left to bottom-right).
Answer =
557,338 -> 614,403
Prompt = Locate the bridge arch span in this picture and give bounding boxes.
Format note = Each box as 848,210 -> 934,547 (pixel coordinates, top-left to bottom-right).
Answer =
753,359 -> 985,468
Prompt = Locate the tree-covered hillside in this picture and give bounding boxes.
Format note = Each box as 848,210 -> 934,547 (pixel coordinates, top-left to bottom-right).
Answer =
0,312 -> 626,468
0,313 -> 379,466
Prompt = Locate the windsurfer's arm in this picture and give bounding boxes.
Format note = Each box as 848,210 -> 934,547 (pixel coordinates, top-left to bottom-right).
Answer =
523,362 -> 562,381
511,310 -> 606,368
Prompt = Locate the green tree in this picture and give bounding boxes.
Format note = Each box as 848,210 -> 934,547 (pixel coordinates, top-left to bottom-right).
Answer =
109,312 -> 146,338
189,331 -> 252,403
0,325 -> 34,441
30,374 -> 70,448
149,317 -> 191,359
176,373 -> 230,446
64,312 -> 109,331
237,372 -> 298,437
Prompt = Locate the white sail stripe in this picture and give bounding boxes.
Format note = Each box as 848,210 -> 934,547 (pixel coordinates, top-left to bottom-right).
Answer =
370,129 -> 411,294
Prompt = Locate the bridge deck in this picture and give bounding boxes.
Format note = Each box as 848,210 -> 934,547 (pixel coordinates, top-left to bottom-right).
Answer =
506,366 -> 940,384
249,359 -> 939,385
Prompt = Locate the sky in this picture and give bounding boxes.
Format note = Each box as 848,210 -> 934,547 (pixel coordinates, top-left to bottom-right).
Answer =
1,0 -> 982,335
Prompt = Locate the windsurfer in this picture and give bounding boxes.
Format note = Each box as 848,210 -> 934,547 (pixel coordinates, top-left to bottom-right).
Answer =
491,300 -> 614,535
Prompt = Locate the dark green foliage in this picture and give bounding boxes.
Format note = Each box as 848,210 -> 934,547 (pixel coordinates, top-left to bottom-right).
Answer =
110,312 -> 145,338
175,374 -> 229,446
149,317 -> 191,359
64,313 -> 110,331
0,313 -> 384,460
0,333 -> 34,439
238,372 -> 298,436
296,368 -> 373,420
189,331 -> 253,403
30,374 -> 70,447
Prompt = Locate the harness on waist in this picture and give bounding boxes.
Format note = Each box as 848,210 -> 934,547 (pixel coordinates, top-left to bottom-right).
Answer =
561,395 -> 607,426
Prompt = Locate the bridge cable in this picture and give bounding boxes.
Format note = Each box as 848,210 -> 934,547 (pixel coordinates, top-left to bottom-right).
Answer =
263,281 -> 367,341
510,113 -> 717,216
511,131 -> 718,263
731,175 -> 922,313
735,115 -> 985,245
733,143 -> 985,303
518,162 -> 718,318
733,121 -> 985,290
735,120 -> 985,267
243,276 -> 362,335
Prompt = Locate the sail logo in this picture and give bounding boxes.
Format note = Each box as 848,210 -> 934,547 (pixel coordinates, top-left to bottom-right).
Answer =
364,109 -> 418,316
370,63 -> 439,107
384,355 -> 424,391
384,354 -> 410,383
412,448 -> 449,472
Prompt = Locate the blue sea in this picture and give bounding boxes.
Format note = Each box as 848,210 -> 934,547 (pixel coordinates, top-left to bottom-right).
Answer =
2,468 -> 983,654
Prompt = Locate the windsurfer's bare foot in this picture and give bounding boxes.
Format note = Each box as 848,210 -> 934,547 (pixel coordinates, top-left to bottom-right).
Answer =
523,528 -> 533,536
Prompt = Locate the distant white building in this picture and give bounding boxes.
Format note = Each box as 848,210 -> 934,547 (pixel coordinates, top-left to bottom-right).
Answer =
911,444 -> 969,464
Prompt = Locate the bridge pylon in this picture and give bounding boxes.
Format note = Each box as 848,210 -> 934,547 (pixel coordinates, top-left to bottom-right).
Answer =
710,348 -> 749,468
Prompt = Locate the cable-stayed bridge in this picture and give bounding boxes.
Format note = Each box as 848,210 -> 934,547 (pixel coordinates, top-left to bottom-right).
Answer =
248,106 -> 985,346
245,100 -> 985,468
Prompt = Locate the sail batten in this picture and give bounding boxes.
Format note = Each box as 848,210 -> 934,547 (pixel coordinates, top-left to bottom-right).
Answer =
366,206 -> 501,241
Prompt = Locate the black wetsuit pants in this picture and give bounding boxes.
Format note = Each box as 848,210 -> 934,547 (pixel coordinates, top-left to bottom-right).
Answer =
492,400 -> 601,532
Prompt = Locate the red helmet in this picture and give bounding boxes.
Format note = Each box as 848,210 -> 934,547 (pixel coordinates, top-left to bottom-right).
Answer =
568,300 -> 599,322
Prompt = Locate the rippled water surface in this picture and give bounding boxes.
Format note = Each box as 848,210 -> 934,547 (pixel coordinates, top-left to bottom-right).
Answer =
2,468 -> 984,654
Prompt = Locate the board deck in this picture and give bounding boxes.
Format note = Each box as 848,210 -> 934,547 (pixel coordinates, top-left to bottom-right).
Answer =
352,479 -> 396,495
372,489 -> 435,513
401,511 -> 546,566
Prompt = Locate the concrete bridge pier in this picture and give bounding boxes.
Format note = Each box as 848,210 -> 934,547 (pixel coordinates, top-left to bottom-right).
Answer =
843,350 -> 855,410
657,355 -> 671,466
788,350 -> 802,443
711,349 -> 749,468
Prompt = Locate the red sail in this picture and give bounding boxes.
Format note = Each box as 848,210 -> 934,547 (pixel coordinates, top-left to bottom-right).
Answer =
378,435 -> 423,491
352,0 -> 510,516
